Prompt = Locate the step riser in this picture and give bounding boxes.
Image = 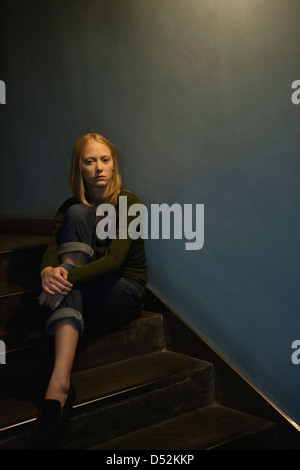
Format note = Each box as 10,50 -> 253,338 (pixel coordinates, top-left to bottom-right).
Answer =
73,314 -> 166,373
0,250 -> 44,283
0,290 -> 43,334
0,339 -> 54,397
0,313 -> 166,397
0,364 -> 214,450
0,219 -> 54,236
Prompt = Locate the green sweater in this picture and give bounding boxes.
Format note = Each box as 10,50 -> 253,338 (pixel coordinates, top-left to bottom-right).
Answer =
40,189 -> 147,294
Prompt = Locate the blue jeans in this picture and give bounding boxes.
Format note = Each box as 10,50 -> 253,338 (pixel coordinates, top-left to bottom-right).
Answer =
45,204 -> 144,337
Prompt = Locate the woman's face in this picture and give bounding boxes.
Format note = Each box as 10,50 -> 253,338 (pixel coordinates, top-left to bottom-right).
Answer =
81,140 -> 114,193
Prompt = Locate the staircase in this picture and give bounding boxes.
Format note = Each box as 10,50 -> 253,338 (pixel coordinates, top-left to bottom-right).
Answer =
0,222 -> 277,450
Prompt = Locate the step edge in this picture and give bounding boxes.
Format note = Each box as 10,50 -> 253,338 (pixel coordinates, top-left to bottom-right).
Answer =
0,242 -> 50,255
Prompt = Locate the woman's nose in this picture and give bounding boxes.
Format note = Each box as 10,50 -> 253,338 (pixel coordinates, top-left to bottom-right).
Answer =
96,160 -> 103,172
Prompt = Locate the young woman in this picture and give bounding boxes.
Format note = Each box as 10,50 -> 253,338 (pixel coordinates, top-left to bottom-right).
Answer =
34,132 -> 147,442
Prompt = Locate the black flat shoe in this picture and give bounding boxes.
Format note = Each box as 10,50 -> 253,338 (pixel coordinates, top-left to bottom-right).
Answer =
33,386 -> 76,445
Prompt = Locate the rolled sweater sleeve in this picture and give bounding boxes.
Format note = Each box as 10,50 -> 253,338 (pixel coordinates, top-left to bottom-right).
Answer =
68,236 -> 133,284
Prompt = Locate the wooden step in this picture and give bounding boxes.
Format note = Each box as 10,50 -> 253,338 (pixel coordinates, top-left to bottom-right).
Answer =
89,403 -> 277,451
0,311 -> 166,397
0,350 -> 214,450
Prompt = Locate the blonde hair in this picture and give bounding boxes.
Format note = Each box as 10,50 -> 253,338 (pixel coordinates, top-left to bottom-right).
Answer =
70,133 -> 122,207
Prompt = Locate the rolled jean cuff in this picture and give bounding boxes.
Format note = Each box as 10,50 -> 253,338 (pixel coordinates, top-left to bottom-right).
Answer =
58,242 -> 94,258
45,307 -> 84,337
59,262 -> 75,271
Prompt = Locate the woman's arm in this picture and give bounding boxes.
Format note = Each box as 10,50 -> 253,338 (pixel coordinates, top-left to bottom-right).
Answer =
67,235 -> 133,285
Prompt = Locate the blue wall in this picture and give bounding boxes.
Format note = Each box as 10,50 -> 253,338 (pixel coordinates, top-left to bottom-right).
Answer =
1,0 -> 300,426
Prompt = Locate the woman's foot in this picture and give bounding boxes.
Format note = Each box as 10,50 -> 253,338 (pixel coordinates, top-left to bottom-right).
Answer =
33,385 -> 76,446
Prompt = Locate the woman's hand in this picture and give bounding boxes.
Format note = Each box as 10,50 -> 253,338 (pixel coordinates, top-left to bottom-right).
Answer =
38,290 -> 67,311
40,266 -> 73,295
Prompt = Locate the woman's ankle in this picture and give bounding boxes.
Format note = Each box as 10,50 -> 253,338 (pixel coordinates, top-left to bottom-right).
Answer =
45,377 -> 70,407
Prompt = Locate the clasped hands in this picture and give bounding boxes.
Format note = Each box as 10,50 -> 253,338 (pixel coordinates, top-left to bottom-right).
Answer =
38,266 -> 73,311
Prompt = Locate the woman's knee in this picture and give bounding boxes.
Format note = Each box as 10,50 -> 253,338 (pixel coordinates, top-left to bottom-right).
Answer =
90,278 -> 144,326
64,203 -> 94,224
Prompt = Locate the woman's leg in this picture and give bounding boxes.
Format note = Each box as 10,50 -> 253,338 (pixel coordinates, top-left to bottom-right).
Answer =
84,276 -> 144,329
45,319 -> 79,407
44,204 -> 95,407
